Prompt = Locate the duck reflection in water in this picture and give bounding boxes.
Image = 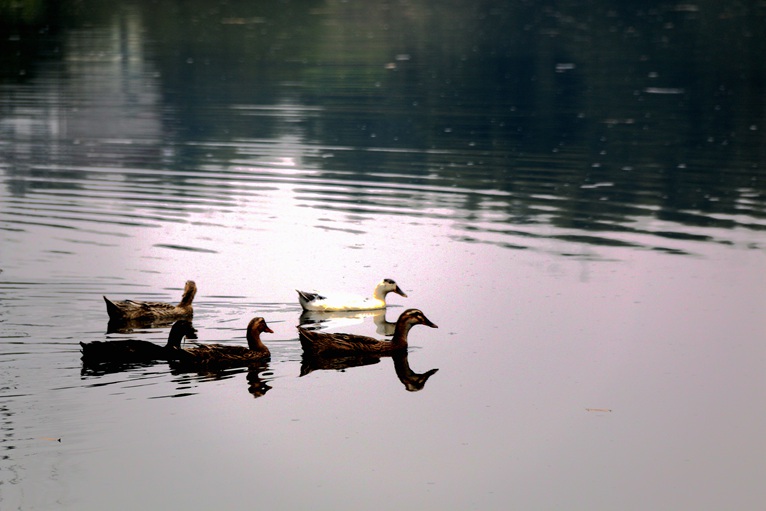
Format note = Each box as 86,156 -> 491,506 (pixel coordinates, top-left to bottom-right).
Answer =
107,317 -> 178,334
298,309 -> 439,391
299,308 -> 397,336
246,362 -> 273,398
171,360 -> 274,399
301,351 -> 438,392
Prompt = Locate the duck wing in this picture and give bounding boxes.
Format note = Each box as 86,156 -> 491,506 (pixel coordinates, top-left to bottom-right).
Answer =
104,296 -> 182,321
105,297 -> 156,314
104,296 -> 127,319
188,344 -> 250,356
298,328 -> 388,355
132,300 -> 176,312
176,344 -> 267,369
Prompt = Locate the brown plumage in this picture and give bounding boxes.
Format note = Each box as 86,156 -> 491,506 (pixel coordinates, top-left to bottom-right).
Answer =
174,317 -> 273,369
103,280 -> 197,322
81,320 -> 198,364
298,308 -> 437,356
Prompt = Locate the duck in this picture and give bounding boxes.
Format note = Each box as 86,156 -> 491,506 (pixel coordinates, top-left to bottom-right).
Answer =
298,308 -> 437,356
173,317 -> 274,368
296,278 -> 407,311
80,320 -> 198,364
103,280 -> 197,322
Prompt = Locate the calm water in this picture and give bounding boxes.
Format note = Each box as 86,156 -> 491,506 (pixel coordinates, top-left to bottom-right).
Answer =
1,1 -> 765,509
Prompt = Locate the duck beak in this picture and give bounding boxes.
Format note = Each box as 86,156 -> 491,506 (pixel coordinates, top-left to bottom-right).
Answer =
394,285 -> 408,298
422,316 -> 438,329
187,328 -> 199,340
264,326 -> 274,334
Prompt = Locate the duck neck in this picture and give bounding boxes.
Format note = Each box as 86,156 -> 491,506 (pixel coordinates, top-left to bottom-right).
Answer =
165,333 -> 184,349
178,285 -> 196,307
391,321 -> 414,349
247,331 -> 268,352
372,286 -> 388,301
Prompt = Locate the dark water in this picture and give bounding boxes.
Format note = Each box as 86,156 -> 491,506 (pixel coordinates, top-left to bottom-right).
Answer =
1,1 -> 765,510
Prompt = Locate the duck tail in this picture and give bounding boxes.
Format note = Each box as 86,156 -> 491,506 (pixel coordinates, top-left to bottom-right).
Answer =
103,296 -> 122,320
297,326 -> 319,351
296,290 -> 320,309
80,341 -> 98,358
296,290 -> 312,301
297,326 -> 311,347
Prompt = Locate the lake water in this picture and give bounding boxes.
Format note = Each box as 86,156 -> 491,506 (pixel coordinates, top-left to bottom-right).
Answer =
1,1 -> 765,510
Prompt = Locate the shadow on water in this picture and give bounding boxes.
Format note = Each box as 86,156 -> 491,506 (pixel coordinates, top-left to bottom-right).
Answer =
0,0 -> 764,257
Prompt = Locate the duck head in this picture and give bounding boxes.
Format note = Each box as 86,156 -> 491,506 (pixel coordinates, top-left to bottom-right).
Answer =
399,308 -> 438,329
248,317 -> 274,335
246,317 -> 274,350
375,278 -> 408,299
179,280 -> 197,306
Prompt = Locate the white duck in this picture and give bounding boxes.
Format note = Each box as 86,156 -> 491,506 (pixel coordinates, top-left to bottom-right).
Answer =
296,278 -> 408,312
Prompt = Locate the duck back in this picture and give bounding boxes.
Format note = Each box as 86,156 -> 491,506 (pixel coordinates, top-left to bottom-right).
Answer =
175,344 -> 269,369
81,339 -> 169,363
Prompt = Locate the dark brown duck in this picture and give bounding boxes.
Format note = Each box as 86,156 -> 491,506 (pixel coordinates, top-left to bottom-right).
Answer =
80,320 -> 198,364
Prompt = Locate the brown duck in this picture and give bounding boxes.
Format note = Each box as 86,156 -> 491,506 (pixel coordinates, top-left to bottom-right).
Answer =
81,319 -> 198,364
298,308 -> 437,356
174,317 -> 273,368
103,280 -> 197,322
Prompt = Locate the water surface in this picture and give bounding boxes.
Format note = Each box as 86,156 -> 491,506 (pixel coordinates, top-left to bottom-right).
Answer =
1,2 -> 765,510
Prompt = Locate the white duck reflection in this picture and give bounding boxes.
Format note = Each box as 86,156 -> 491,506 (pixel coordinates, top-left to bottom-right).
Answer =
299,308 -> 397,336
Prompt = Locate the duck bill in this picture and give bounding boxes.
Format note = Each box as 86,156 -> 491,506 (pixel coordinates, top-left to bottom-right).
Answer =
422,317 -> 438,329
187,328 -> 199,340
394,285 -> 408,298
264,326 -> 274,334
